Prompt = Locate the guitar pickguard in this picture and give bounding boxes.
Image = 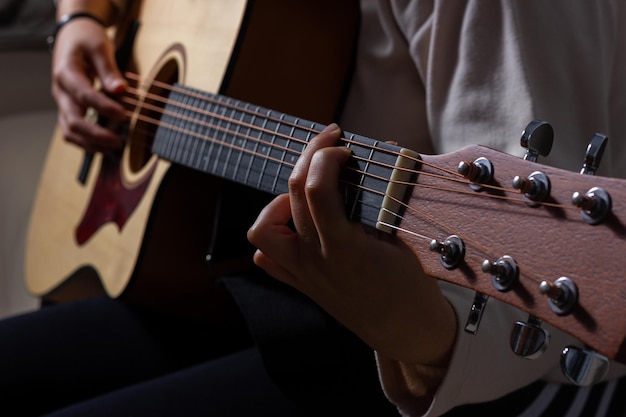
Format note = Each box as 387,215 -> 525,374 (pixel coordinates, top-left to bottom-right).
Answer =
76,154 -> 154,245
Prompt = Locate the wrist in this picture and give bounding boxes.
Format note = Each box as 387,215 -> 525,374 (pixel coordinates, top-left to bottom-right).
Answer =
376,353 -> 450,415
47,12 -> 107,51
54,0 -> 121,26
398,360 -> 449,399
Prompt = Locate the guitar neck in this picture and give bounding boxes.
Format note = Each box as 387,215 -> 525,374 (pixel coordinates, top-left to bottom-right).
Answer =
152,83 -> 419,231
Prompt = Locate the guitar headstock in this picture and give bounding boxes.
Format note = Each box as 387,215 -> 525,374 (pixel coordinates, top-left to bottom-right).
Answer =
396,121 -> 626,381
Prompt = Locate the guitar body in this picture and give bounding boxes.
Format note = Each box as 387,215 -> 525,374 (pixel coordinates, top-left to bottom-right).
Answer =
24,0 -> 359,315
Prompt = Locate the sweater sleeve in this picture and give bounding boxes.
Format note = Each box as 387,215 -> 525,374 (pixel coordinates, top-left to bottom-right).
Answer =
376,283 -> 589,416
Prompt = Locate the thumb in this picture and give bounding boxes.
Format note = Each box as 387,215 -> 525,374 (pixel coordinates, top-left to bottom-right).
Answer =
92,44 -> 127,95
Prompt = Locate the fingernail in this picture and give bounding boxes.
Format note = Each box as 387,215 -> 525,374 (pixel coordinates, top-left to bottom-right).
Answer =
107,78 -> 127,95
322,123 -> 340,133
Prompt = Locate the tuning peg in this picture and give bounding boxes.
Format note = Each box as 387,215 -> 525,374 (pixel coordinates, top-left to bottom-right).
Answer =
481,255 -> 519,292
512,171 -> 551,205
561,346 -> 609,386
510,315 -> 550,359
429,235 -> 465,270
464,292 -> 489,335
457,157 -> 493,191
539,277 -> 578,316
580,133 -> 608,175
571,187 -> 612,225
520,120 -> 554,162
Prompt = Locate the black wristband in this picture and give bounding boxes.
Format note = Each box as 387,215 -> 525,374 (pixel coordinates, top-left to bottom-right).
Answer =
47,12 -> 106,51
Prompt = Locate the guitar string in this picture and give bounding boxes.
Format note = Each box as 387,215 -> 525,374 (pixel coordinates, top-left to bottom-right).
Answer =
122,73 -> 574,211
123,73 -> 464,180
125,73 -> 529,186
120,76 -> 587,281
114,73 -> 588,291
121,89 -> 562,216
121,89 -> 501,197
131,108 -> 570,302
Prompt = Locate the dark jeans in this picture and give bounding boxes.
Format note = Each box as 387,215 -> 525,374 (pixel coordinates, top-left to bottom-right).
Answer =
0,274 -> 399,417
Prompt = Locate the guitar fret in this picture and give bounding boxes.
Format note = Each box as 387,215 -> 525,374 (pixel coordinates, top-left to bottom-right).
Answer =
241,109 -> 268,186
257,113 -> 283,190
185,95 -> 200,169
202,96 -> 219,174
230,105 -> 254,182
339,133 -> 401,227
151,101 -> 167,156
358,139 -> 379,223
192,96 -> 211,171
216,98 -> 239,175
235,105 -> 256,183
207,96 -> 222,174
189,92 -> 210,171
219,99 -> 243,179
164,90 -> 185,162
273,119 -> 312,195
240,101 -> 264,185
157,93 -> 173,158
174,92 -> 194,165
271,118 -> 296,194
185,94 -> 204,169
343,134 -> 363,222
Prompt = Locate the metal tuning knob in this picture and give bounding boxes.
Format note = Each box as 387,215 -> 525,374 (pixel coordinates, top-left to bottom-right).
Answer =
520,120 -> 554,162
510,315 -> 550,359
571,187 -> 612,225
457,157 -> 494,191
429,235 -> 465,270
539,277 -> 578,316
561,346 -> 609,386
580,133 -> 608,175
464,292 -> 489,335
574,133 -> 611,224
512,171 -> 551,205
482,255 -> 519,292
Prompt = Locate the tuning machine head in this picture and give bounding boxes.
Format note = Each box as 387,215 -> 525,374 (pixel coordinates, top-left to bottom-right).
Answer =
520,120 -> 554,162
580,133 -> 608,175
512,171 -> 551,205
561,346 -> 609,386
510,315 -> 550,359
539,277 -> 578,316
572,187 -> 611,225
570,132 -> 612,224
429,235 -> 465,270
482,255 -> 519,292
464,292 -> 489,335
458,157 -> 494,191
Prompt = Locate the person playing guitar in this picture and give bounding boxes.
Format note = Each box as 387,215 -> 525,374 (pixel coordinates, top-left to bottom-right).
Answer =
10,0 -> 626,416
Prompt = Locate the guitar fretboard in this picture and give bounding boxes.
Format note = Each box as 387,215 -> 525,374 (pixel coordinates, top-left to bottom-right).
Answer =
152,83 -> 417,230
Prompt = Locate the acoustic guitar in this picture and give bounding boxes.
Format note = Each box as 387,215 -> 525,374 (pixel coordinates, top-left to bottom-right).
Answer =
25,0 -> 359,317
25,0 -> 626,375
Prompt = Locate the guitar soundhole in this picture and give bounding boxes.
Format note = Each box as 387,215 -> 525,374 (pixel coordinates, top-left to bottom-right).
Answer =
127,59 -> 180,174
